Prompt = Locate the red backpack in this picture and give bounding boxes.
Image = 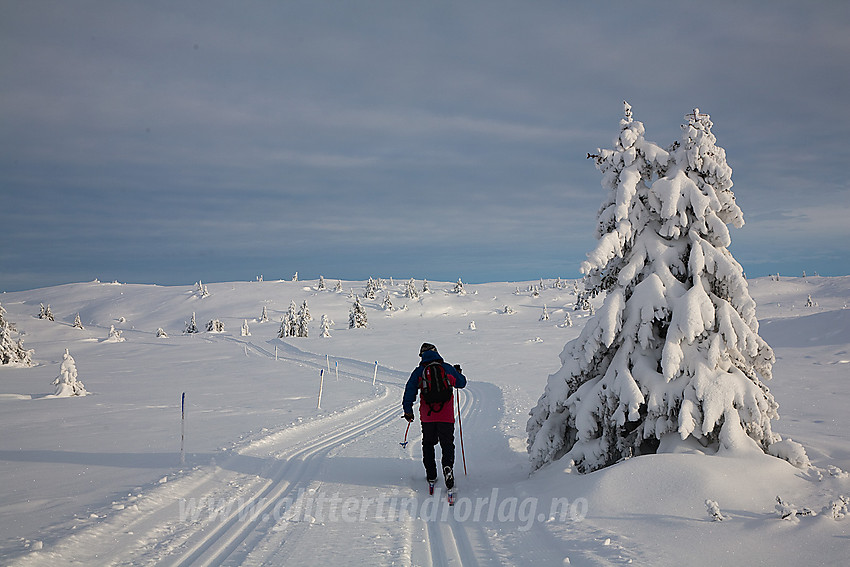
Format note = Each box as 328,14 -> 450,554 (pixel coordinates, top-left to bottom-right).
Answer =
418,361 -> 453,414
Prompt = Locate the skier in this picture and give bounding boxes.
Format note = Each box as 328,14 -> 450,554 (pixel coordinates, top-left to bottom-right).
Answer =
403,342 -> 467,497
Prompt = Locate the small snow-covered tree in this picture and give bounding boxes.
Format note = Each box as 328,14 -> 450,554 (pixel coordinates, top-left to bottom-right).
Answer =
528,104 -> 786,473
562,312 -> 573,328
206,319 -> 224,333
334,280 -> 343,292
318,276 -> 326,290
73,313 -> 84,329
297,301 -> 311,337
196,281 -> 209,298
1,311 -> 34,366
364,277 -> 378,300
320,314 -> 332,338
156,328 -> 169,338
39,303 -> 55,321
574,291 -> 591,311
259,305 -> 269,323
53,349 -> 86,396
405,279 -> 420,299
422,279 -> 431,293
381,293 -> 394,311
282,300 -> 298,337
454,278 -> 465,295
292,272 -> 299,282
349,297 -> 367,329
106,325 -> 125,342
540,305 -> 550,321
300,300 -> 312,323
705,500 -> 726,521
185,313 -> 199,334
241,320 -> 251,337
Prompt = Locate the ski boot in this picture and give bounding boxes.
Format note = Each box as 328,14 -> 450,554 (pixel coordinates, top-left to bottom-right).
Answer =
444,466 -> 456,505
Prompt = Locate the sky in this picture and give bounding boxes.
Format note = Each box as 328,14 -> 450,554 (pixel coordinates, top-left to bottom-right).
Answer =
1,0 -> 849,292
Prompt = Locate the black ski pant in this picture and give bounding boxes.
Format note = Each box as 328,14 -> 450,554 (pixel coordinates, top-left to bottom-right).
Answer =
421,421 -> 455,480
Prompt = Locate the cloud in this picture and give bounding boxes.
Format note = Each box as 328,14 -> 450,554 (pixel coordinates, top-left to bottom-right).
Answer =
1,1 -> 849,290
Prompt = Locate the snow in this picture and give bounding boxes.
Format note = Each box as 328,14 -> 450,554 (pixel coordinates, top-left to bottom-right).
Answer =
0,275 -> 848,565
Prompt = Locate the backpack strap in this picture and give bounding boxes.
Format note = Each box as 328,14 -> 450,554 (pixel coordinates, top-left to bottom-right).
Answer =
425,400 -> 446,416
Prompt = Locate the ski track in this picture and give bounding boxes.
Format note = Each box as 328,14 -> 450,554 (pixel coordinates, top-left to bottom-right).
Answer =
9,334 -> 646,566
9,337 -> 405,567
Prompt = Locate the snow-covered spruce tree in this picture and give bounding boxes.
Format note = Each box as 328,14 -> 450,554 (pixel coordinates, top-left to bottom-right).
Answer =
39,303 -> 55,321
241,320 -> 251,337
320,314 -> 332,338
185,313 -> 198,334
422,279 -> 431,293
317,276 -> 326,290
283,300 -> 298,337
334,280 -> 343,293
405,278 -> 420,300
1,306 -> 34,366
73,313 -> 84,329
381,293 -> 394,311
349,297 -> 367,329
196,281 -> 209,298
53,349 -> 86,397
454,278 -> 465,295
106,325 -> 125,342
527,104 -> 784,473
364,277 -> 378,300
156,327 -> 169,338
574,291 -> 591,311
297,300 -> 312,338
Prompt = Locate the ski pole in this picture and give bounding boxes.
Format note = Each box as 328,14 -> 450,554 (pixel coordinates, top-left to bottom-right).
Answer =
400,419 -> 411,448
457,388 -> 467,475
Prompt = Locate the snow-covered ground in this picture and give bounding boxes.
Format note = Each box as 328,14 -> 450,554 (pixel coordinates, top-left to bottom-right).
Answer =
1,276 -> 847,566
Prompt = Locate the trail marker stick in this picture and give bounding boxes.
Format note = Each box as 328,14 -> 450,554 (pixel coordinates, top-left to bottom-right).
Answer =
275,345 -> 278,361
180,392 -> 186,466
317,369 -> 325,409
335,360 -> 339,381
372,361 -> 378,385
326,354 -> 330,372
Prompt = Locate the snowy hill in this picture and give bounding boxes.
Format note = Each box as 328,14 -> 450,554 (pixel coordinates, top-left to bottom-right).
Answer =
1,276 -> 848,565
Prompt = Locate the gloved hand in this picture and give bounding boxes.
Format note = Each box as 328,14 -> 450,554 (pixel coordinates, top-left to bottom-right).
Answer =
403,413 -> 414,423
453,364 -> 462,374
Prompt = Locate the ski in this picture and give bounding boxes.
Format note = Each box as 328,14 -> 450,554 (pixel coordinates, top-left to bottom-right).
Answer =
447,488 -> 456,506
428,480 -> 436,495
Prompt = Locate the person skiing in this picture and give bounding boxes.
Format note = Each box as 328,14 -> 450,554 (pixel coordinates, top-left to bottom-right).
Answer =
403,342 -> 467,494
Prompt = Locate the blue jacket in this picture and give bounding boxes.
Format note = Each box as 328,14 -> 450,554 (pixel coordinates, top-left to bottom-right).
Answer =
403,349 -> 466,421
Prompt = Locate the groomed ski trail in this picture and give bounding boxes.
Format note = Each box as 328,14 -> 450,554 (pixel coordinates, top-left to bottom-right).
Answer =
10,335 -> 646,566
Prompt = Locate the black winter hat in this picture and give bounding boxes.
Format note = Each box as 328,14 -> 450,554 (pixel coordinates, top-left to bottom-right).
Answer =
419,343 -> 437,356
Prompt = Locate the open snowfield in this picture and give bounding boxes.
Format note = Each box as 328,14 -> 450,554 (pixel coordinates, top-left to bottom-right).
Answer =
1,275 -> 848,566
